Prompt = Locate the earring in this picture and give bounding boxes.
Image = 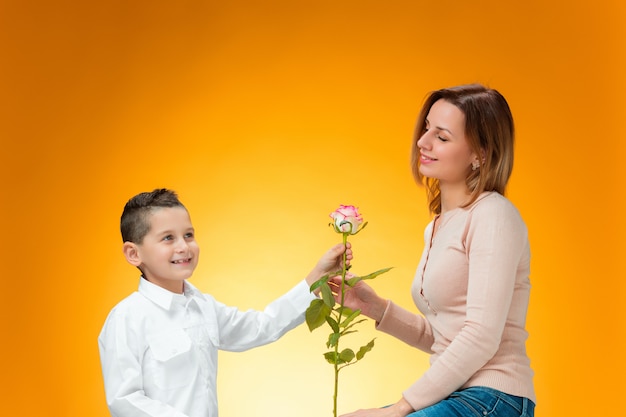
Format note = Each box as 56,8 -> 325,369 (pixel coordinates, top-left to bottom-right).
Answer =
472,161 -> 480,171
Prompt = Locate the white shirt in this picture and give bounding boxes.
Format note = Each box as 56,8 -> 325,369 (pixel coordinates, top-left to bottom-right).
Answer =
98,277 -> 315,417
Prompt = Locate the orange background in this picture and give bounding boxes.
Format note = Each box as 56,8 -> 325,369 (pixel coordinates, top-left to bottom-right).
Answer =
1,1 -> 624,416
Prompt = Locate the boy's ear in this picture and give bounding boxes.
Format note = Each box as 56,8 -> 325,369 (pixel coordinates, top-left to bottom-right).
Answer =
123,242 -> 142,267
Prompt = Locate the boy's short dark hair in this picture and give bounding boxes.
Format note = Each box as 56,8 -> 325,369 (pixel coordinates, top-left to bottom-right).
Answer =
121,188 -> 186,244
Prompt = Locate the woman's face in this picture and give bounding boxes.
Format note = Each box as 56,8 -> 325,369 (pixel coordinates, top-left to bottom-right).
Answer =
417,99 -> 478,187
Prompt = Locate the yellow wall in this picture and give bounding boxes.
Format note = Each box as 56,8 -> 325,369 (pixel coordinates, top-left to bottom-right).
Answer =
1,1 -> 624,416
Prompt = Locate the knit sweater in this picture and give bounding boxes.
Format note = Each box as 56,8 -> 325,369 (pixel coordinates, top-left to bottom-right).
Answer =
377,192 -> 535,411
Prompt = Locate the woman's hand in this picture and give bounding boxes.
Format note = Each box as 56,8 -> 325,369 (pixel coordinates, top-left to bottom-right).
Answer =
329,275 -> 388,322
340,398 -> 414,417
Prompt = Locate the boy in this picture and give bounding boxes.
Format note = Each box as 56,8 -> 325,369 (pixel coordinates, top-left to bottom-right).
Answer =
98,188 -> 350,417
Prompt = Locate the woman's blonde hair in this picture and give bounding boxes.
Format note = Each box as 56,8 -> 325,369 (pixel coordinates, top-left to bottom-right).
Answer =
411,84 -> 515,214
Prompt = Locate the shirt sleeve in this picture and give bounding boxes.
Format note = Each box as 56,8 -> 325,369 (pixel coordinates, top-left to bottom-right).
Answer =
98,309 -> 190,417
213,279 -> 317,351
402,199 -> 529,411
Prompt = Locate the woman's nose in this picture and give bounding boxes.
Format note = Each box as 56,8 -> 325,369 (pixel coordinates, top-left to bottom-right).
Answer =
417,131 -> 430,149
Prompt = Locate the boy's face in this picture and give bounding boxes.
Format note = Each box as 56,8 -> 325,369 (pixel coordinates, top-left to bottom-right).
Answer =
124,206 -> 199,293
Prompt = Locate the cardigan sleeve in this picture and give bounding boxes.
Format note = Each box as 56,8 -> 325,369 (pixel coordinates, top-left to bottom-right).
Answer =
376,300 -> 435,354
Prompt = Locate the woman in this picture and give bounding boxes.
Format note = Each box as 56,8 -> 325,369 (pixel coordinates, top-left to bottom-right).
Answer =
335,84 -> 535,417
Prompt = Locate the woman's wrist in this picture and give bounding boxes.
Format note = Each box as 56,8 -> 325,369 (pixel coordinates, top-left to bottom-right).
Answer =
391,397 -> 414,417
371,297 -> 388,323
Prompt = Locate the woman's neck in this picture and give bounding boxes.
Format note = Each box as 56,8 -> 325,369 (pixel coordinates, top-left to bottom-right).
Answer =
439,183 -> 472,214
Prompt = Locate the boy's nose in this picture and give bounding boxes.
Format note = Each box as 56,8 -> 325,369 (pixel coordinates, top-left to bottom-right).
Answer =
175,239 -> 189,252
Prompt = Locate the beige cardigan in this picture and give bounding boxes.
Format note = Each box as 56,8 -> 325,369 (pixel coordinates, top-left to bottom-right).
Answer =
377,192 -> 535,411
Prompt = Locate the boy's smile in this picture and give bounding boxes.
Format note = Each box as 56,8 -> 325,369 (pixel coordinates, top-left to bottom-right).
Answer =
124,206 -> 200,293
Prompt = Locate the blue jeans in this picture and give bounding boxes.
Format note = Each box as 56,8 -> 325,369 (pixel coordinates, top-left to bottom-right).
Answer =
408,387 -> 535,417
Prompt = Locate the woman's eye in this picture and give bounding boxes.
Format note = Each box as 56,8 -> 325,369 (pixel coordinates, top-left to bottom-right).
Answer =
437,135 -> 448,142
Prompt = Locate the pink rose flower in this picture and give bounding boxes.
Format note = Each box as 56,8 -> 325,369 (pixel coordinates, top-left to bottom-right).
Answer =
329,205 -> 364,235
308,204 -> 389,417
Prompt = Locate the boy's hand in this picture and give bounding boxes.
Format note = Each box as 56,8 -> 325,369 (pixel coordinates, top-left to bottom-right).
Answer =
305,243 -> 352,287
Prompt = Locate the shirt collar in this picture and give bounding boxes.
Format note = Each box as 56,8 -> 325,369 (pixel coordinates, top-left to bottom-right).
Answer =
138,277 -> 203,310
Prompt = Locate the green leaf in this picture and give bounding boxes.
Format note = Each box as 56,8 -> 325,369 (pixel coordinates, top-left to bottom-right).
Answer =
324,351 -> 349,365
320,282 -> 335,308
323,351 -> 338,364
356,338 -> 376,360
346,267 -> 393,287
305,299 -> 331,331
340,306 -> 356,316
309,275 -> 330,293
339,348 -> 355,363
339,309 -> 361,328
327,332 -> 340,348
325,316 -> 339,333
342,319 -> 367,332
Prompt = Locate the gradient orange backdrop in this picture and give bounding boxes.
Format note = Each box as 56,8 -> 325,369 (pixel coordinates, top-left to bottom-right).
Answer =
1,1 -> 624,416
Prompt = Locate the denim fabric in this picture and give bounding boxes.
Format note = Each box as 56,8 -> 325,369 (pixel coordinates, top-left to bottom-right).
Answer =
408,387 -> 535,417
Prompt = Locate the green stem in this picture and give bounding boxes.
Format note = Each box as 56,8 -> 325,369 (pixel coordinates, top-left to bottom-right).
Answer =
333,232 -> 349,417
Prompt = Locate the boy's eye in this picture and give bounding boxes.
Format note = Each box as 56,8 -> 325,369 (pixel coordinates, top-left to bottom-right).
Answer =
185,232 -> 194,239
163,235 -> 173,241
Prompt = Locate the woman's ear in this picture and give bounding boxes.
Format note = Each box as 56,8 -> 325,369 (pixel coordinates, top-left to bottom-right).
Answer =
471,149 -> 486,166
123,242 -> 142,267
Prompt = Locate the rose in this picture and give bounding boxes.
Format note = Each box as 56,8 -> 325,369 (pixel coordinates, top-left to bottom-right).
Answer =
307,205 -> 391,417
329,205 -> 365,235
